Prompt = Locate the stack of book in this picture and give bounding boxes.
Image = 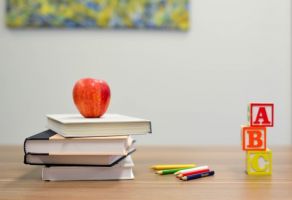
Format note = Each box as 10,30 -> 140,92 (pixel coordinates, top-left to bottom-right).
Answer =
24,114 -> 151,181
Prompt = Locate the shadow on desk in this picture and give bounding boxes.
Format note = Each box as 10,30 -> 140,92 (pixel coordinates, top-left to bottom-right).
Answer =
17,168 -> 41,180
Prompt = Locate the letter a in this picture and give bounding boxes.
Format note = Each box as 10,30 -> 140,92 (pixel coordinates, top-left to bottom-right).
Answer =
254,107 -> 270,125
250,103 -> 274,127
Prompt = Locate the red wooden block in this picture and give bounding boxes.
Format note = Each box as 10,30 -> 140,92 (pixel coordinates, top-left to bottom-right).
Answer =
242,126 -> 266,151
250,103 -> 274,127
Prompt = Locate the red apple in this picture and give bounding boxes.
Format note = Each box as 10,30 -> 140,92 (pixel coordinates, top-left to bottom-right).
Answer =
73,78 -> 111,118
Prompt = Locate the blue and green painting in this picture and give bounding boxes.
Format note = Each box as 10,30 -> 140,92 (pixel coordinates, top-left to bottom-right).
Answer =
6,0 -> 190,30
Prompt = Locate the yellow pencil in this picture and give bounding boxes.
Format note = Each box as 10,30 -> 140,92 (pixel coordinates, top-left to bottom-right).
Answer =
151,164 -> 196,170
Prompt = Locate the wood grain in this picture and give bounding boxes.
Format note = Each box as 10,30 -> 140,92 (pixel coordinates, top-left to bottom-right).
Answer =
0,145 -> 292,200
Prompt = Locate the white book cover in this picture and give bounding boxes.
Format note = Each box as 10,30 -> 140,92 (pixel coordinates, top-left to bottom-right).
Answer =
46,113 -> 152,137
42,156 -> 135,181
47,114 -> 150,124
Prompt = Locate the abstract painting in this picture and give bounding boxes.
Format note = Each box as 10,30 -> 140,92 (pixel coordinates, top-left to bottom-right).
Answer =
6,0 -> 190,31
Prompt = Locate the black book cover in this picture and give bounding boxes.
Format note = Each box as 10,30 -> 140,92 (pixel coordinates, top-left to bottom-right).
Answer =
24,148 -> 136,167
23,130 -> 57,154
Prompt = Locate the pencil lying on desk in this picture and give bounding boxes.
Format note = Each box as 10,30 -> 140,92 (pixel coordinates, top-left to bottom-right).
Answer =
174,166 -> 208,175
155,168 -> 192,175
176,166 -> 210,177
181,171 -> 215,181
151,164 -> 196,170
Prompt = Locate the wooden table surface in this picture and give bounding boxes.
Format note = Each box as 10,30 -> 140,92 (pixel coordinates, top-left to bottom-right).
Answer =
0,145 -> 292,200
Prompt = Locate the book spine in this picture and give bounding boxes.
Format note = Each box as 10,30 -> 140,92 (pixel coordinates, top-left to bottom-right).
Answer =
23,138 -> 28,164
149,121 -> 152,133
23,138 -> 28,154
23,154 -> 27,164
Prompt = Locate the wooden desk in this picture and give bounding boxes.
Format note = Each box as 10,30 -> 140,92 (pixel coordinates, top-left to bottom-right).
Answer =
1,146 -> 292,200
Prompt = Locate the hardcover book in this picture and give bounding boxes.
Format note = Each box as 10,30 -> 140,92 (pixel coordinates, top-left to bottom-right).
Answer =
42,156 -> 135,181
46,113 -> 152,137
24,130 -> 135,155
24,148 -> 136,166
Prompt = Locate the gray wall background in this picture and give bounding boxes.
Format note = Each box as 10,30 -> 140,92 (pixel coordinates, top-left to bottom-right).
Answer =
0,0 -> 291,145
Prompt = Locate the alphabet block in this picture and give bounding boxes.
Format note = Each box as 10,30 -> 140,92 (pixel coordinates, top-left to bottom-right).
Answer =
250,103 -> 274,127
242,126 -> 266,151
246,149 -> 272,175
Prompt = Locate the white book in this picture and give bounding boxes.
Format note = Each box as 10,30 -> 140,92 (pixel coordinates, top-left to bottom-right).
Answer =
42,156 -> 135,181
25,148 -> 136,166
46,113 -> 152,137
24,130 -> 134,155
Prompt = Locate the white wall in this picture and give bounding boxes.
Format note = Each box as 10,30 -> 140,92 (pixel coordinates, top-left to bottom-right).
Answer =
0,0 -> 290,145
